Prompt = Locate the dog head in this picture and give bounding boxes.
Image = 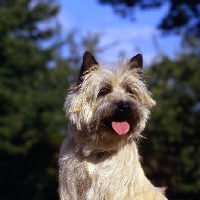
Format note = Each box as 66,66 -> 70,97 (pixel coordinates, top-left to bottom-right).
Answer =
64,52 -> 156,154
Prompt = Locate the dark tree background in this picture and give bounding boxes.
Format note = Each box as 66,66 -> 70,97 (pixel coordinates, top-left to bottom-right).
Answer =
0,0 -> 67,199
143,54 -> 200,199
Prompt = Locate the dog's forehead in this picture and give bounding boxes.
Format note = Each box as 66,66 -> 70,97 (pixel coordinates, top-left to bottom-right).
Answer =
93,67 -> 139,89
99,60 -> 139,76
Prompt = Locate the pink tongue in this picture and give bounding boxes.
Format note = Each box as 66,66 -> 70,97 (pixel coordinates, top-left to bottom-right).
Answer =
111,121 -> 130,135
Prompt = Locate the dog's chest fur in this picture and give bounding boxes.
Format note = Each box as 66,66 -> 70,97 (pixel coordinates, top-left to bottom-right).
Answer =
59,139 -> 167,200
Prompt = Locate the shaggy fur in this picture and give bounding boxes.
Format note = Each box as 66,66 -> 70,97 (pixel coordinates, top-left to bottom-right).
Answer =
59,51 -> 167,200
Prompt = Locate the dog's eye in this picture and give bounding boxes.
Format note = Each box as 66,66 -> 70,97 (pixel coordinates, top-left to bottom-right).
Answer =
126,86 -> 133,94
98,86 -> 112,97
126,86 -> 138,100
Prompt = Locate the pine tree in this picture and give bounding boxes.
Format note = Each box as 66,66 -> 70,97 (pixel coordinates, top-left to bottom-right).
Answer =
0,0 -> 66,199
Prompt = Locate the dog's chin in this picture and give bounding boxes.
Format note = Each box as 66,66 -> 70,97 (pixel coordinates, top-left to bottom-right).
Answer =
79,109 -> 141,153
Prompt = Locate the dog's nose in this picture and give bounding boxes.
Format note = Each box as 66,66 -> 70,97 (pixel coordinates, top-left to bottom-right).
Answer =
113,101 -> 132,121
117,103 -> 131,113
117,104 -> 130,113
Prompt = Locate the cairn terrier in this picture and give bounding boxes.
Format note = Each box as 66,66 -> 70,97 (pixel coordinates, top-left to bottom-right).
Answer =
59,51 -> 167,200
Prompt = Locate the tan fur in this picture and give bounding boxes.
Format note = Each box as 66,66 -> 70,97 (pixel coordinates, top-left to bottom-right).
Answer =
59,52 -> 167,200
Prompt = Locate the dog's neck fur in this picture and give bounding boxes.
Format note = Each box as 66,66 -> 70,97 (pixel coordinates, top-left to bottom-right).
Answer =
59,137 -> 166,200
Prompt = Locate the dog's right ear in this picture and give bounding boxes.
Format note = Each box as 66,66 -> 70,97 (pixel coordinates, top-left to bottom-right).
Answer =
79,51 -> 99,82
129,54 -> 143,69
129,54 -> 143,76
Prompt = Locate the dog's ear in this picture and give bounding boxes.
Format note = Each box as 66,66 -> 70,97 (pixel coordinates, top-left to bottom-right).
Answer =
129,54 -> 143,76
79,51 -> 99,81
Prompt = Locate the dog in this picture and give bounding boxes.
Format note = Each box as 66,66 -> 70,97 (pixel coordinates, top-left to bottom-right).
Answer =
59,51 -> 167,200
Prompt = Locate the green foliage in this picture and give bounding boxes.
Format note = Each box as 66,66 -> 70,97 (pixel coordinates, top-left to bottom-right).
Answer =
142,54 -> 200,199
0,0 -> 68,199
0,0 -> 61,154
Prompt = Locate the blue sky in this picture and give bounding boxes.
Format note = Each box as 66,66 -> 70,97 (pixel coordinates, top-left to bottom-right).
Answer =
58,0 -> 182,66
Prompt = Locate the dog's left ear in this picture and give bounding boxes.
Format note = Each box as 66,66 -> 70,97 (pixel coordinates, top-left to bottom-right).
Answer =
129,54 -> 143,76
79,51 -> 99,81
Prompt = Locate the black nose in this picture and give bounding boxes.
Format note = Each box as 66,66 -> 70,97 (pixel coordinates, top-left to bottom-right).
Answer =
113,102 -> 131,121
117,103 -> 130,113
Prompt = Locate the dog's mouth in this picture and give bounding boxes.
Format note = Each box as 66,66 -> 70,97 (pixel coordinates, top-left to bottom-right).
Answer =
111,121 -> 130,135
93,100 -> 139,135
102,118 -> 132,136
